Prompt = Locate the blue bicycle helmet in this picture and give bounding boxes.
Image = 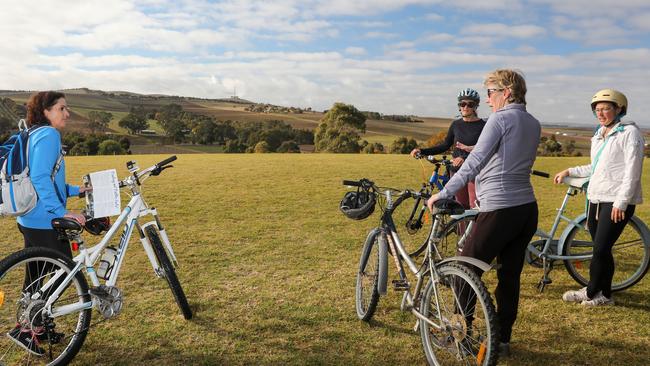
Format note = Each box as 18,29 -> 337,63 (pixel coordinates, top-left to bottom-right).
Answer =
457,88 -> 480,103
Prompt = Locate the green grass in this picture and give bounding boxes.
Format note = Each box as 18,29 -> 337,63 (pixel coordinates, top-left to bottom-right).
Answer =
0,155 -> 648,365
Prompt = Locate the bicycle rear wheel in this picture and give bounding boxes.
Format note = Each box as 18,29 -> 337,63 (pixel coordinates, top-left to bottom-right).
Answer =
563,216 -> 650,291
420,263 -> 498,366
355,230 -> 385,321
435,215 -> 477,261
145,226 -> 193,319
0,247 -> 91,365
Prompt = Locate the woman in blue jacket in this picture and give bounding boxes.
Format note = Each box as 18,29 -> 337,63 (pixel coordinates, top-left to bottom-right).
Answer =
9,91 -> 90,355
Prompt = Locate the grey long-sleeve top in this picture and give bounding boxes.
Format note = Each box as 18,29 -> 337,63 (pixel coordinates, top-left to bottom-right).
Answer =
438,104 -> 541,212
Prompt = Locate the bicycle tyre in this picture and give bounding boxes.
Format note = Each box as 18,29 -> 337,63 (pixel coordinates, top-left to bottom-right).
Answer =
437,215 -> 477,260
401,195 -> 433,258
409,212 -> 478,259
0,247 -> 91,365
145,226 -> 193,319
562,216 -> 650,291
355,230 -> 385,321
420,263 -> 498,366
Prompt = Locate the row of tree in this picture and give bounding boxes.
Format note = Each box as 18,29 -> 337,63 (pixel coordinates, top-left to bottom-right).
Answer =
62,132 -> 131,156
361,111 -> 423,122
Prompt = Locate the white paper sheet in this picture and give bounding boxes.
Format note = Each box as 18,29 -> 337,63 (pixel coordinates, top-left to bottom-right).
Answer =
85,169 -> 121,218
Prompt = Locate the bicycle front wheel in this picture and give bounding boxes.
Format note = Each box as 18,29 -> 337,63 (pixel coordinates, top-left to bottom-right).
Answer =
145,226 -> 193,319
420,263 -> 498,366
0,247 -> 91,365
355,230 -> 384,321
563,216 -> 650,291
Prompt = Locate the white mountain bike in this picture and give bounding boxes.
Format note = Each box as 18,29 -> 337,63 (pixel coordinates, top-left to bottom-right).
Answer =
0,156 -> 191,365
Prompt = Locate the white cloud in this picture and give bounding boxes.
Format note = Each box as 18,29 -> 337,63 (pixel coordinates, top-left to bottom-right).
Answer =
345,47 -> 367,56
424,13 -> 444,21
363,31 -> 399,39
0,0 -> 649,128
462,23 -> 547,38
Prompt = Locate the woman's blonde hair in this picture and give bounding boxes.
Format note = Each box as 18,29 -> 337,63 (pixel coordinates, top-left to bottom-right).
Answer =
484,69 -> 527,105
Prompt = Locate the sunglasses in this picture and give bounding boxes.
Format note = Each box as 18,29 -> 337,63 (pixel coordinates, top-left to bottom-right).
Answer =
487,88 -> 504,98
458,101 -> 477,108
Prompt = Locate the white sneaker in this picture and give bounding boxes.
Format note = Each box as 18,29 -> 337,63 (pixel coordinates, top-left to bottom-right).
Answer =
562,287 -> 589,302
581,292 -> 614,306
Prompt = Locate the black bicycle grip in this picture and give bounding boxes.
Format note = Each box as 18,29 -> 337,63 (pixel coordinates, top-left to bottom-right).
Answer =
532,170 -> 550,178
342,180 -> 362,187
157,155 -> 177,167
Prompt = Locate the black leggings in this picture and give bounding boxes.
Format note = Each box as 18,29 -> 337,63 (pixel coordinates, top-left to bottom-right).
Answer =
18,224 -> 71,295
586,202 -> 635,299
458,201 -> 538,343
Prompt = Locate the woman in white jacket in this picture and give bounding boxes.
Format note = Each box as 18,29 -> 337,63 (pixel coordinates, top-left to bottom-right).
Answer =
554,89 -> 644,306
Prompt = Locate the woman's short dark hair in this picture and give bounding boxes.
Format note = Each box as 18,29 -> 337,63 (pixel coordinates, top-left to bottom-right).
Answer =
26,91 -> 66,127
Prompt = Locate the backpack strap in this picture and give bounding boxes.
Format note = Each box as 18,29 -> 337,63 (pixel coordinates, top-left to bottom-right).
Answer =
25,126 -> 66,204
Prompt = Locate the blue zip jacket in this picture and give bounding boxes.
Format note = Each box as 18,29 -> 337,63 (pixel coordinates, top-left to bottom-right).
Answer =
17,126 -> 80,229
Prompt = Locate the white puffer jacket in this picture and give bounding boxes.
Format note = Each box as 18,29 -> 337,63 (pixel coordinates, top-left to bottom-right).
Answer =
568,121 -> 645,210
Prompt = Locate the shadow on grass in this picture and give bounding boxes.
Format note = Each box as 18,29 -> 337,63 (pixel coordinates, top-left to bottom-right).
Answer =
508,325 -> 650,366
615,290 -> 650,311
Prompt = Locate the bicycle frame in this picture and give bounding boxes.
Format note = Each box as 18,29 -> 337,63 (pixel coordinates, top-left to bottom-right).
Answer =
38,171 -> 178,320
377,189 -> 490,329
527,184 -> 593,262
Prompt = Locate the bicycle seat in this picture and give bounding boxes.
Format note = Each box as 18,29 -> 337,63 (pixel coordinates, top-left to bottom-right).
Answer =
432,199 -> 465,215
51,217 -> 83,234
562,176 -> 589,189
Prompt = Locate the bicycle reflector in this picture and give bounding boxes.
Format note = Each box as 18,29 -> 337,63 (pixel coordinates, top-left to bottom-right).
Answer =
340,189 -> 376,220
85,217 -> 112,236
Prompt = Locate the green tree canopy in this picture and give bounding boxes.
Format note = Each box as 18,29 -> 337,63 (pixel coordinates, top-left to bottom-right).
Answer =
389,136 -> 418,154
97,140 -> 126,155
87,110 -> 113,133
314,102 -> 366,153
119,112 -> 149,134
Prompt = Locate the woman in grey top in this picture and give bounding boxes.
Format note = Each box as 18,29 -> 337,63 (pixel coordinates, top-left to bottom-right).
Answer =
427,69 -> 541,358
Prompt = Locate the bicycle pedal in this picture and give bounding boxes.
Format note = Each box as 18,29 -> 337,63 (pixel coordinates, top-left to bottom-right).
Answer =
392,279 -> 410,291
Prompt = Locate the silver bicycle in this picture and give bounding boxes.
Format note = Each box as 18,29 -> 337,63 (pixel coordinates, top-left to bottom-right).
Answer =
0,156 -> 191,365
344,178 -> 499,366
525,176 -> 650,291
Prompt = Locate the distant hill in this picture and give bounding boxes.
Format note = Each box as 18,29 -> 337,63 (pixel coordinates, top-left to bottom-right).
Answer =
3,88 -> 631,156
0,88 -> 454,144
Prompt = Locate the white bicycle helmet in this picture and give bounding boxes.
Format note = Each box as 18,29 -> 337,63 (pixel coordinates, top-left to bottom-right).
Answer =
457,88 -> 480,103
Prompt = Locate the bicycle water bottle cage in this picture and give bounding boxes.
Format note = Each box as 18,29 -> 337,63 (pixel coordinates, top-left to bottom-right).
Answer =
431,199 -> 465,216
51,217 -> 83,239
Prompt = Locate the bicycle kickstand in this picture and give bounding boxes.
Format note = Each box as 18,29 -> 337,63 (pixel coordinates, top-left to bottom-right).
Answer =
537,257 -> 553,292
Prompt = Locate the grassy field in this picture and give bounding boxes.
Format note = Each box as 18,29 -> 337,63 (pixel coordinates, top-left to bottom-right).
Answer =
0,154 -> 649,365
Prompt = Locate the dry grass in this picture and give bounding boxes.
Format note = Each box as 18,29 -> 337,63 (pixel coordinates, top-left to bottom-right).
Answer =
0,153 -> 648,365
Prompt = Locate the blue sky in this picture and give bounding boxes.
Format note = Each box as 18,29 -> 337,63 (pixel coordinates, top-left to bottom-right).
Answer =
1,0 -> 650,127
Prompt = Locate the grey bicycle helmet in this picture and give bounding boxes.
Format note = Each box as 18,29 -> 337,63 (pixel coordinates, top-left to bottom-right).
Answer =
457,88 -> 480,103
340,189 -> 376,220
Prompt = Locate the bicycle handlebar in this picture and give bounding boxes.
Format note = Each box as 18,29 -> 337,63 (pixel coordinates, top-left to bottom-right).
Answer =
156,155 -> 177,168
414,152 -> 451,166
342,178 -> 374,189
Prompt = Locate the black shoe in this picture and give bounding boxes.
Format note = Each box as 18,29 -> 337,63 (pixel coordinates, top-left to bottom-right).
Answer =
499,342 -> 511,358
6,326 -> 45,356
